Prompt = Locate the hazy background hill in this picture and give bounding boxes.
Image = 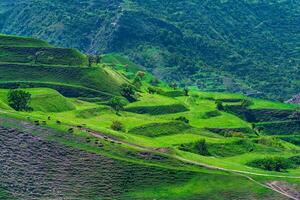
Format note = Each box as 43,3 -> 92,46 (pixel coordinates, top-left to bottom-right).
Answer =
1,0 -> 299,100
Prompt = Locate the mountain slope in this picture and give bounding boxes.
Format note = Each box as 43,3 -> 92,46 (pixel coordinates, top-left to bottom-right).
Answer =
0,0 -> 299,100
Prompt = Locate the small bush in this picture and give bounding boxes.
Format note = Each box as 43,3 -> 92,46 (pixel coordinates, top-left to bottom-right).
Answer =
254,137 -> 284,148
202,110 -> 221,119
224,131 -> 245,138
109,97 -> 126,113
111,121 -> 125,132
175,116 -> 189,124
216,101 -> 224,111
196,139 -> 210,156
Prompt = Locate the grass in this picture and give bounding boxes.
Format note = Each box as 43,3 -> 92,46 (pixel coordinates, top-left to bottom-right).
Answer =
124,174 -> 276,200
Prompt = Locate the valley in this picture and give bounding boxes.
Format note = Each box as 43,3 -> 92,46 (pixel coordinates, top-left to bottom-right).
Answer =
0,34 -> 299,199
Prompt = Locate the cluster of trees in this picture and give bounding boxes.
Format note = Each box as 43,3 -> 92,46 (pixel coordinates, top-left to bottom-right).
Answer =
87,55 -> 102,67
248,157 -> 293,172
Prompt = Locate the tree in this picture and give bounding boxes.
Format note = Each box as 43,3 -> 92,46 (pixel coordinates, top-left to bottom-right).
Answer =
170,82 -> 177,90
216,101 -> 224,111
183,88 -> 189,96
95,55 -> 101,64
124,64 -> 129,72
120,83 -> 137,102
88,55 -> 94,67
196,139 -> 209,156
148,87 -> 157,94
7,90 -> 32,111
109,97 -> 125,114
150,78 -> 160,86
132,76 -> 142,89
136,71 -> 146,80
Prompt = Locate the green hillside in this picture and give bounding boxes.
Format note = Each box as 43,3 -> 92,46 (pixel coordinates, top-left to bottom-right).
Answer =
1,0 -> 299,100
0,35 -> 128,100
0,34 -> 299,199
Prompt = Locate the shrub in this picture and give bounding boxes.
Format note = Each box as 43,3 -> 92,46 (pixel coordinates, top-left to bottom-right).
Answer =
109,97 -> 126,113
247,157 -> 293,172
255,137 -> 284,148
175,116 -> 189,124
216,101 -> 224,111
241,99 -> 253,108
202,110 -> 221,119
148,87 -> 157,94
150,78 -> 160,86
183,88 -> 189,96
111,121 -> 125,132
7,90 -> 32,111
196,139 -> 210,156
224,131 -> 245,138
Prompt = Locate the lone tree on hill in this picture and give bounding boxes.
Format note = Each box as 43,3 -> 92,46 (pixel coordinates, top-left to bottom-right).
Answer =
183,88 -> 189,96
7,90 -> 32,112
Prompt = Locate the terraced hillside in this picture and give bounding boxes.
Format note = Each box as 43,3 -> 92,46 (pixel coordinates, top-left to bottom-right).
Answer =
0,35 -> 127,100
1,1 -> 300,100
0,35 -> 299,199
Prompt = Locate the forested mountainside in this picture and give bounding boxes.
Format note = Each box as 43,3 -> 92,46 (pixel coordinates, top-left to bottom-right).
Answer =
1,0 -> 299,100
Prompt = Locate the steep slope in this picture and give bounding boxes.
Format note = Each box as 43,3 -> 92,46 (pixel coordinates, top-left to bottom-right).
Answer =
0,0 -> 299,100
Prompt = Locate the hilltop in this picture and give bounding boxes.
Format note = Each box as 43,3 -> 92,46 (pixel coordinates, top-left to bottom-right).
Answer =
0,0 -> 299,100
0,34 -> 299,199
